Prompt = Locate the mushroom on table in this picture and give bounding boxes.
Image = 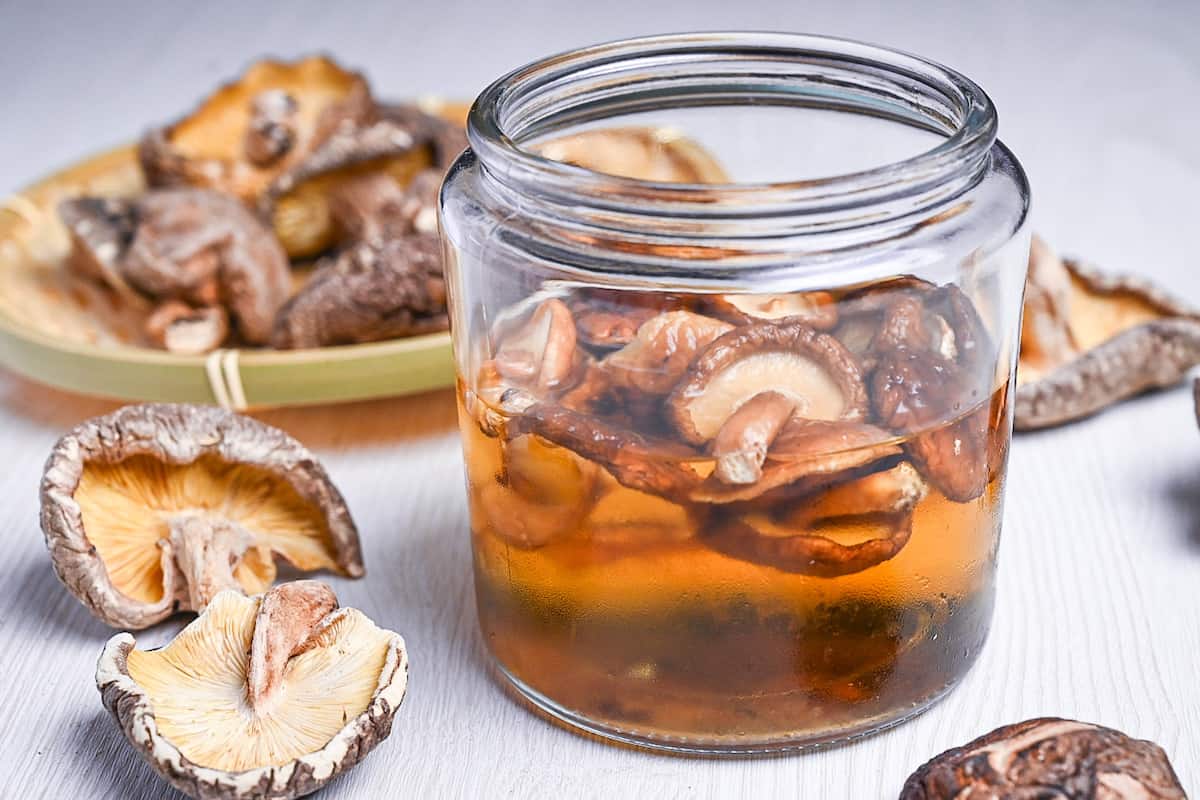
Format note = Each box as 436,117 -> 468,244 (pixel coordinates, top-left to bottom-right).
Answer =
97,581 -> 408,800
40,403 -> 363,629
1016,235 -> 1200,430
900,717 -> 1187,799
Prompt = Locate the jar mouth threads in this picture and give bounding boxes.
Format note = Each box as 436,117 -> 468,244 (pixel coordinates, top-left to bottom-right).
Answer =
467,32 -> 998,233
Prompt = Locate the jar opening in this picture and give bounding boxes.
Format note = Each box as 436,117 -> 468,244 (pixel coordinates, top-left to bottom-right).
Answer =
467,32 -> 998,237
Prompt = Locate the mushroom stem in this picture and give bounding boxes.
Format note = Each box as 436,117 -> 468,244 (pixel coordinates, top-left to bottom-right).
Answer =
711,391 -> 796,485
166,514 -> 252,611
246,581 -> 339,712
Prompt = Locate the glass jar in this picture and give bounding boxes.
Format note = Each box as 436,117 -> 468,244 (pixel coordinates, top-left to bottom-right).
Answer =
440,32 -> 1029,753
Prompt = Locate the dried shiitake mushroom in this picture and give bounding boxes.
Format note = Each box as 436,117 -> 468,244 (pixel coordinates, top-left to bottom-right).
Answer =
140,55 -> 466,258
57,195 -> 140,295
507,401 -> 705,501
604,310 -> 733,395
534,127 -> 728,183
140,56 -> 373,202
703,461 -> 926,577
872,347 -> 990,503
272,234 -> 448,348
566,289 -> 700,352
667,320 -> 868,445
900,717 -> 1186,799
59,188 -> 290,348
491,298 -> 581,394
40,403 -> 363,629
258,113 -> 439,258
476,432 -> 600,548
690,418 -> 903,505
1016,237 -> 1200,430
98,582 -> 408,800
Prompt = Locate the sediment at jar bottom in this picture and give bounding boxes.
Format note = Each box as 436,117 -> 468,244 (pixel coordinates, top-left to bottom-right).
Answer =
474,549 -> 996,744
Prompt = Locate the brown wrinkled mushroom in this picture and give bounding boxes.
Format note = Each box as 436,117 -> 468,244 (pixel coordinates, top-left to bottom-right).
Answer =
140,56 -> 464,258
145,301 -> 230,355
690,418 -> 903,505
667,321 -> 869,445
125,189 -> 291,345
40,404 -> 363,629
140,56 -> 374,203
507,401 -> 705,500
702,461 -> 926,577
329,168 -> 441,243
379,102 -> 469,172
872,347 -> 990,503
900,717 -> 1186,799
492,298 -> 580,393
259,116 -> 428,257
59,188 -> 290,348
534,127 -> 728,183
272,234 -> 448,348
708,291 -> 838,329
565,289 -> 700,352
831,276 -> 938,366
476,433 -> 599,547
870,295 -> 958,361
57,196 -> 141,295
1016,237 -> 1200,430
604,310 -> 733,395
97,583 -> 408,800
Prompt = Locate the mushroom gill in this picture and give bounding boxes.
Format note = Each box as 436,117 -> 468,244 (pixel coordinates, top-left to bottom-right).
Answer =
122,591 -> 393,772
75,454 -> 340,606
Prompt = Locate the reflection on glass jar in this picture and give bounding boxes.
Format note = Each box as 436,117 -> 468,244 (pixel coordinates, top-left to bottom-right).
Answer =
441,33 -> 1030,753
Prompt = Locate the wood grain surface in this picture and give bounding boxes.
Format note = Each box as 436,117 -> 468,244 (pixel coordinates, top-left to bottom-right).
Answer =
1,1 -> 1197,798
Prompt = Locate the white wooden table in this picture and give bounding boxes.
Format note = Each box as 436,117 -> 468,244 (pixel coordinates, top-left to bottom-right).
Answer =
1,1 -> 1197,797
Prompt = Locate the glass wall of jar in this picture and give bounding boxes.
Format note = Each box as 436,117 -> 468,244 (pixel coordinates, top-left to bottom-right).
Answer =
440,32 -> 1030,753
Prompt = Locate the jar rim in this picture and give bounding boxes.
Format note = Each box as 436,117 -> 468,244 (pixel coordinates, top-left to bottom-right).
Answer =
466,31 -> 999,226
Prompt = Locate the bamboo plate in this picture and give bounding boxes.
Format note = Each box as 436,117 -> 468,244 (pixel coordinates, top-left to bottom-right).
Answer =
0,144 -> 455,409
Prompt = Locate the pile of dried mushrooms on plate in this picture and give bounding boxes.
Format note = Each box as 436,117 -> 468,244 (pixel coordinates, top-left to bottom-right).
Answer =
57,55 -> 466,355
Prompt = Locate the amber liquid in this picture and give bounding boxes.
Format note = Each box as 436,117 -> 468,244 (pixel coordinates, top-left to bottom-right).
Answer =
459,385 -> 1009,749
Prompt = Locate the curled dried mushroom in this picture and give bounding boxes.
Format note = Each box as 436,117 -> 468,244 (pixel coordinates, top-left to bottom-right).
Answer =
59,188 -> 291,348
703,461 -> 926,577
272,234 -> 448,348
872,347 -> 989,503
476,433 -> 600,547
40,403 -> 362,629
1017,236 -> 1200,430
140,56 -> 372,203
57,196 -> 140,296
689,419 -> 903,505
604,310 -> 733,395
140,55 -> 466,258
98,582 -> 408,800
900,717 -> 1186,799
259,113 -> 427,258
667,320 -> 868,445
507,401 -> 704,501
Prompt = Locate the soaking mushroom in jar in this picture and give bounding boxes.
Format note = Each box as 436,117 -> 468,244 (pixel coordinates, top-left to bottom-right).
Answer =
441,33 -> 1030,752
